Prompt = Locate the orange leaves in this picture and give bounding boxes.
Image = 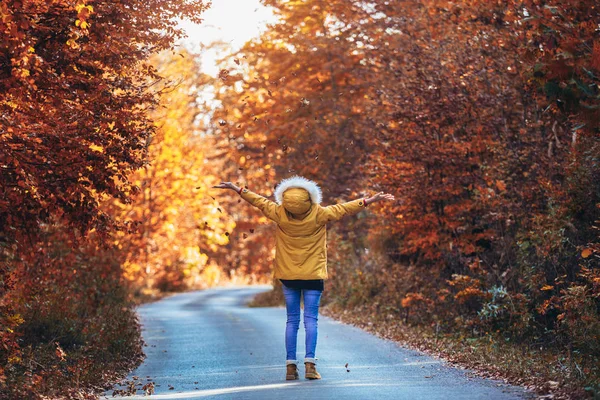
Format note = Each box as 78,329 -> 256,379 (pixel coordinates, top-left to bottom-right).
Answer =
401,292 -> 429,308
448,274 -> 487,304
454,287 -> 486,304
581,248 -> 592,259
495,180 -> 507,192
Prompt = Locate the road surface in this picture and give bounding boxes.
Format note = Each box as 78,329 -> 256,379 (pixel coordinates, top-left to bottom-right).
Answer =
104,286 -> 529,399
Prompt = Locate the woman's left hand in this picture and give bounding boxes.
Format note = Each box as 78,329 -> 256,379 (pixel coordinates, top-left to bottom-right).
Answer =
212,182 -> 240,192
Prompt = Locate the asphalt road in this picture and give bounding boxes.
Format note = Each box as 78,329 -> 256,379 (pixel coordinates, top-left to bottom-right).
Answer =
104,286 -> 529,400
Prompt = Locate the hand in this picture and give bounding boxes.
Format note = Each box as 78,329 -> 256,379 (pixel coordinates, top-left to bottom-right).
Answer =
366,192 -> 395,205
212,182 -> 240,192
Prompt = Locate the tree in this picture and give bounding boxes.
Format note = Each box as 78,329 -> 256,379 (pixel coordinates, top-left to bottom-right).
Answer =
106,49 -> 234,292
0,0 -> 209,395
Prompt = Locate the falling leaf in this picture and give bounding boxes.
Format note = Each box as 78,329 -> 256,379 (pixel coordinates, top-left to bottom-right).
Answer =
249,229 -> 255,233
581,248 -> 592,258
541,285 -> 554,291
225,232 -> 229,236
496,180 -> 507,192
243,233 -> 248,239
217,208 -> 222,213
234,58 -> 240,65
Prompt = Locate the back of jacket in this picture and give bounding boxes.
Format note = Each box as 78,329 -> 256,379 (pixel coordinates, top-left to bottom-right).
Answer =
240,189 -> 366,279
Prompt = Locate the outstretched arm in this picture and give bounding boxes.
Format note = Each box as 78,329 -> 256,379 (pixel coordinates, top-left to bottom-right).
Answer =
317,191 -> 395,224
213,181 -> 281,223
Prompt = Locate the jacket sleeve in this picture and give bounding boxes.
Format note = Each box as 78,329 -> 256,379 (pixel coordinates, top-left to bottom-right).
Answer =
316,198 -> 367,225
239,188 -> 281,223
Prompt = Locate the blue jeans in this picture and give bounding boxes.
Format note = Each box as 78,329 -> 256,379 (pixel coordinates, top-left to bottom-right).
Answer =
282,286 -> 322,362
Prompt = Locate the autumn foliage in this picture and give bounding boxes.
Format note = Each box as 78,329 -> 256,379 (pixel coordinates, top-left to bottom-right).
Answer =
210,0 -> 600,394
1,0 -> 208,397
1,0 -> 599,398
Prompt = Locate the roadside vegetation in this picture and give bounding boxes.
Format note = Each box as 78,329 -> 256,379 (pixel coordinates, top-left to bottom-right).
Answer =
1,0 -> 598,399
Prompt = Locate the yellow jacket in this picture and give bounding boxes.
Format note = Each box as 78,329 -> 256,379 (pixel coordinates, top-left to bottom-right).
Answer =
240,187 -> 367,280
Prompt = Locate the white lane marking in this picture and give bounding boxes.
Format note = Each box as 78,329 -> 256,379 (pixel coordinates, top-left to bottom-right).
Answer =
108,381 -> 398,399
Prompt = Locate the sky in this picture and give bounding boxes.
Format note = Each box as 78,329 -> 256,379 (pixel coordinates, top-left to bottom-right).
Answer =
178,0 -> 277,76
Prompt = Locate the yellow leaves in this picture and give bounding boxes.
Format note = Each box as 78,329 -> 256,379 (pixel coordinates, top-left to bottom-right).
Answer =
75,3 -> 93,31
6,314 -> 24,326
75,19 -> 90,30
66,31 -> 80,49
15,68 -> 29,78
7,356 -> 21,364
89,144 -> 104,153
540,285 -> 554,291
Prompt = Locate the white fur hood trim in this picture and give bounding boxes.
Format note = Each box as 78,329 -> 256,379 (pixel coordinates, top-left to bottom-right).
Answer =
274,176 -> 322,205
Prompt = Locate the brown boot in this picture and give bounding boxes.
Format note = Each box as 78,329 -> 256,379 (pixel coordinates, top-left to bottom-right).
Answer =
286,363 -> 299,380
304,362 -> 321,380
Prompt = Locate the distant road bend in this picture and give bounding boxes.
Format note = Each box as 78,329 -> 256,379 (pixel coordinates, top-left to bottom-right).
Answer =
105,286 -> 529,400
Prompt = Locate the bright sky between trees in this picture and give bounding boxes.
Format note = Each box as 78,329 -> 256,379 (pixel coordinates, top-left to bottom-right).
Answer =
179,0 -> 276,76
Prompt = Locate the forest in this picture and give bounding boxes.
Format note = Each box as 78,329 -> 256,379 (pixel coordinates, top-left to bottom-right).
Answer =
1,0 -> 599,398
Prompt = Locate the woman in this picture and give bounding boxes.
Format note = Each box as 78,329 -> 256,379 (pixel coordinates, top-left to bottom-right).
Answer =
213,176 -> 395,380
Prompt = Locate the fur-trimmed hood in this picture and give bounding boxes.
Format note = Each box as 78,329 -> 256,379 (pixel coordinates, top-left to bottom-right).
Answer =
274,176 -> 322,205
